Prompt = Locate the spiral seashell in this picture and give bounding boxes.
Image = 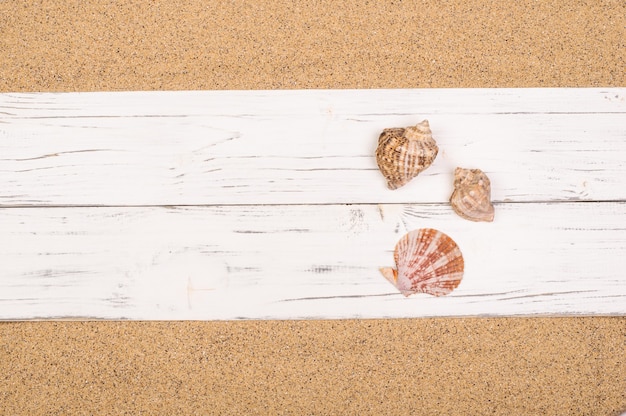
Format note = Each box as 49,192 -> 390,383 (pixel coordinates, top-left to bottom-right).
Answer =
375,120 -> 439,190
380,228 -> 464,297
450,167 -> 495,222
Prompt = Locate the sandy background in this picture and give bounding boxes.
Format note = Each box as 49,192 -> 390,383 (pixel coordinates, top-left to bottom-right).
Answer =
1,1 -> 625,414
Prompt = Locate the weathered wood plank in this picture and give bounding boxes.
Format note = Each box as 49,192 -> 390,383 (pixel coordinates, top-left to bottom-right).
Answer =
1,202 -> 624,320
1,88 -> 624,206
1,88 -> 623,117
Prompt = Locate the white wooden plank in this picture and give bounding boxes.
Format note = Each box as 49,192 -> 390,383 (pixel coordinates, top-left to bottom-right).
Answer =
1,88 -> 625,206
1,202 -> 624,320
1,88 -> 623,117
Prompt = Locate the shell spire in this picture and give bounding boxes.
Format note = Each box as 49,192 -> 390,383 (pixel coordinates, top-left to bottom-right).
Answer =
450,167 -> 495,222
375,120 -> 439,190
380,228 -> 464,297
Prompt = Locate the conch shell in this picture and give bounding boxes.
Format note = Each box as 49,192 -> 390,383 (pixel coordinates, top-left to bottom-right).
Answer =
375,120 -> 439,190
450,167 -> 495,222
380,228 -> 464,297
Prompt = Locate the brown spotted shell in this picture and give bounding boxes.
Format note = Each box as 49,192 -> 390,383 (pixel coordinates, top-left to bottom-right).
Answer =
375,120 -> 439,190
380,228 -> 464,297
450,167 -> 495,222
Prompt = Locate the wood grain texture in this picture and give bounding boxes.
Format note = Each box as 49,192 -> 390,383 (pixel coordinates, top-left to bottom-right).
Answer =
1,88 -> 625,320
1,202 -> 625,320
1,88 -> 625,206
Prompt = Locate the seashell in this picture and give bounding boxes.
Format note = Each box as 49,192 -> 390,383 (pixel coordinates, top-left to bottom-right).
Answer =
450,167 -> 495,222
380,228 -> 464,297
375,120 -> 439,190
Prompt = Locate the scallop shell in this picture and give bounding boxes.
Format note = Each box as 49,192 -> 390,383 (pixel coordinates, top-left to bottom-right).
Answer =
380,228 -> 464,297
375,120 -> 439,190
450,167 -> 495,222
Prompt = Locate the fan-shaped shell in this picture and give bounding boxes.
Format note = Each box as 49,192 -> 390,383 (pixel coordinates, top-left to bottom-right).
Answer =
375,120 -> 439,190
380,228 -> 464,297
450,167 -> 495,222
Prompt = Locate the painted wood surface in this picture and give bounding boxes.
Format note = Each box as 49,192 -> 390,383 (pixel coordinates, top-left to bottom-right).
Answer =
1,88 -> 625,206
2,203 -> 625,320
0,88 -> 625,320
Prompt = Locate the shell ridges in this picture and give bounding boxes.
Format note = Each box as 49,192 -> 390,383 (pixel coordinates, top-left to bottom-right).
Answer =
375,120 -> 439,190
450,167 -> 495,222
381,228 -> 464,297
